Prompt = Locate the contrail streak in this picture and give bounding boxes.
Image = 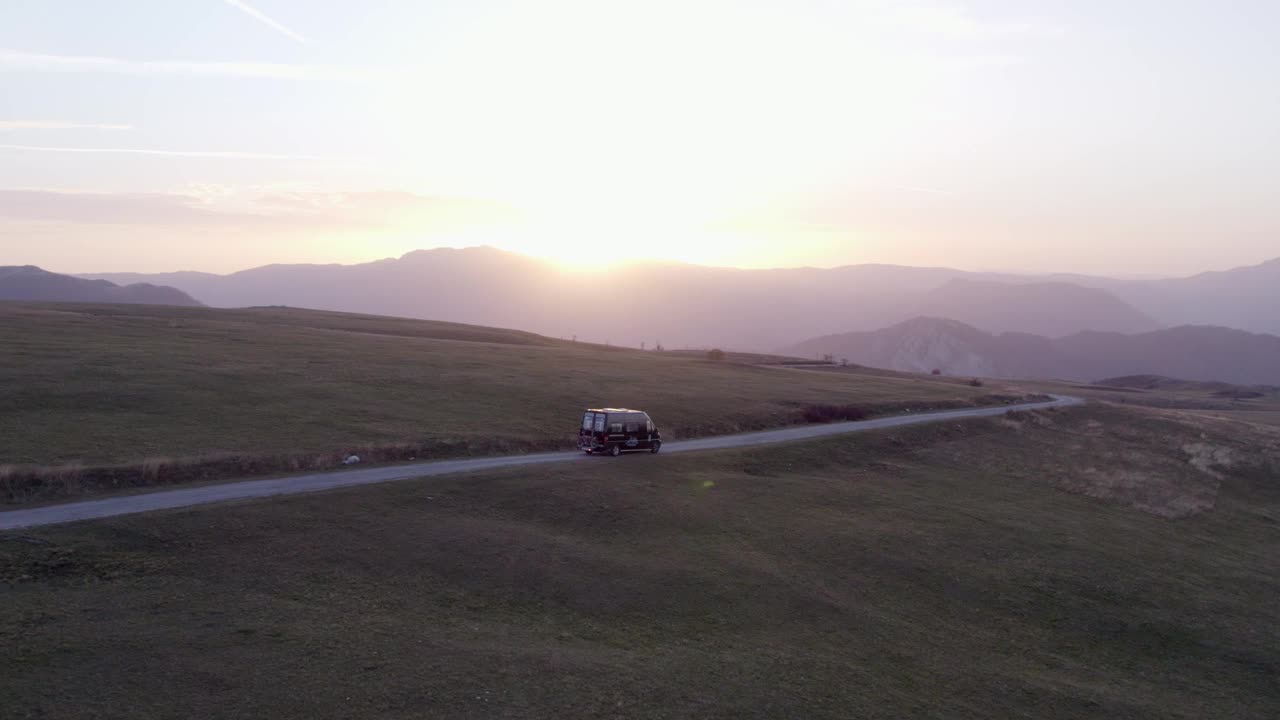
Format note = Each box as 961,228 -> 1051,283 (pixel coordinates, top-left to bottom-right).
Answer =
0,144 -> 323,160
223,0 -> 309,43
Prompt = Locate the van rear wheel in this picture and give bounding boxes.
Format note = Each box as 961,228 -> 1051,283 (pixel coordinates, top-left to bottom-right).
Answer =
609,444 -> 621,457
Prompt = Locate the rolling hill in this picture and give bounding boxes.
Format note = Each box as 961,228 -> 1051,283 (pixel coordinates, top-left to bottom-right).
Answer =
77,248 -> 1280,350
910,278 -> 1159,336
6,403 -> 1278,718
0,265 -> 201,307
0,303 -> 1006,502
1106,257 -> 1280,336
787,317 -> 1280,385
80,247 -> 1167,350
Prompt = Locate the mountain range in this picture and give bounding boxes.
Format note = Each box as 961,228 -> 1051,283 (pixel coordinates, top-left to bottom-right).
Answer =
77,247 -> 1280,351
4,248 -> 1275,384
0,266 -> 201,307
786,317 -> 1280,386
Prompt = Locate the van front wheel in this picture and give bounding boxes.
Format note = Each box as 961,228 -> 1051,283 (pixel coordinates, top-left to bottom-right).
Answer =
609,445 -> 621,457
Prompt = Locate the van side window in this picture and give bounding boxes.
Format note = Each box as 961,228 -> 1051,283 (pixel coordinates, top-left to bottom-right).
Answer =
609,423 -> 624,433
594,416 -> 605,432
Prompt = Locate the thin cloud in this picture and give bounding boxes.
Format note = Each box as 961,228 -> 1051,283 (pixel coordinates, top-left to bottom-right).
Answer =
0,189 -> 333,228
939,54 -> 1025,72
880,3 -> 1065,38
223,0 -> 309,43
882,184 -> 961,197
0,49 -> 310,79
0,188 -> 516,231
0,144 -> 324,161
0,121 -> 133,131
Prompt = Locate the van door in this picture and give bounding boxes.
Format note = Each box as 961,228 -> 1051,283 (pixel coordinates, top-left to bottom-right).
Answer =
623,413 -> 645,449
594,413 -> 607,444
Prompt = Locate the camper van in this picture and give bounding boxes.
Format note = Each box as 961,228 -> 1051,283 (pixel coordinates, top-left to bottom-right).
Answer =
578,408 -> 662,456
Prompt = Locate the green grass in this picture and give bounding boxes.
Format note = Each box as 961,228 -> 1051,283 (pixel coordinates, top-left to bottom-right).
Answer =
0,303 -> 1001,500
2,404 -> 1277,719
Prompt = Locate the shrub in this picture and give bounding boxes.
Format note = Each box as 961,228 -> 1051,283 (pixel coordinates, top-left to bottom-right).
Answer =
931,368 -> 942,375
707,348 -> 726,362
969,378 -> 985,387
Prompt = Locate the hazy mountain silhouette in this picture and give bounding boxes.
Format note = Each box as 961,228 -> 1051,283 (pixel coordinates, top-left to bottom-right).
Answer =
0,266 -> 202,307
81,247 -> 1170,351
962,257 -> 1280,336
786,317 -> 1280,385
910,279 -> 1159,336
1104,257 -> 1280,336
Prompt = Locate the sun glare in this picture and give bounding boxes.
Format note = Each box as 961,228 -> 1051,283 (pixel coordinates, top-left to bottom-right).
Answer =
374,0 -> 894,272
447,218 -> 748,270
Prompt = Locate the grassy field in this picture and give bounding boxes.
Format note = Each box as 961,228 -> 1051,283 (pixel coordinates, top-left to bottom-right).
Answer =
2,404 -> 1277,719
1016,377 -> 1280,412
1185,410 -> 1280,427
0,303 -> 1007,502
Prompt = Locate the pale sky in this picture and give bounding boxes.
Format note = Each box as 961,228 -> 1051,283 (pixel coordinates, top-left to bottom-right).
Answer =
1,0 -> 1277,275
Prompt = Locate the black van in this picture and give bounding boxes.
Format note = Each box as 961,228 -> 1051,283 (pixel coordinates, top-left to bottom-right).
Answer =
578,408 -> 662,456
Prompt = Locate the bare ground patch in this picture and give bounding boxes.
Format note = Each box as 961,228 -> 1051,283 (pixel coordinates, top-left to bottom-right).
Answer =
935,405 -> 1280,519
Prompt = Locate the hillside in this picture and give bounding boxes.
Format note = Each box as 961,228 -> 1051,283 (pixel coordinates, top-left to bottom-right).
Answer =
79,247 -> 1161,350
82,249 -> 1280,348
1108,257 -> 1280,336
911,278 -> 1158,336
787,317 -> 1280,385
5,403 -> 1277,718
973,256 -> 1280,336
0,265 -> 201,306
0,303 -> 1003,502
1096,374 -> 1280,397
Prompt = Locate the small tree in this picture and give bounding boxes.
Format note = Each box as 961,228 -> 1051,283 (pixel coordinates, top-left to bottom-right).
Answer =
655,341 -> 665,352
841,358 -> 849,367
707,348 -> 726,362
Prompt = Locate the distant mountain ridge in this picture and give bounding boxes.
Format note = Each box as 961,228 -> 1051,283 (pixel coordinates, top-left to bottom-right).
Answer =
1102,257 -> 1280,337
0,266 -> 202,307
786,317 -> 1280,386
909,278 -> 1159,336
78,246 -> 1206,351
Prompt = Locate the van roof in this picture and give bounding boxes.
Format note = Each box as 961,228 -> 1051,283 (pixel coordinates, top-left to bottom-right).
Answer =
585,408 -> 645,414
